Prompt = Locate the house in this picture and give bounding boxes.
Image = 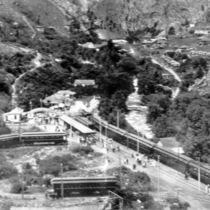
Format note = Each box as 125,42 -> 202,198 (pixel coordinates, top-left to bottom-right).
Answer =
157,137 -> 184,154
74,80 -> 95,87
3,107 -> 24,123
24,108 -> 57,120
43,90 -> 76,106
194,22 -> 210,35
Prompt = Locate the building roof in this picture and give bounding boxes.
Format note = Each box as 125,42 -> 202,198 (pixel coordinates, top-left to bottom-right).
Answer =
158,137 -> 178,148
25,108 -> 55,114
5,107 -> 24,115
95,29 -> 124,40
43,94 -> 63,104
157,137 -> 184,154
57,90 -> 76,96
74,80 -> 95,86
59,115 -> 95,135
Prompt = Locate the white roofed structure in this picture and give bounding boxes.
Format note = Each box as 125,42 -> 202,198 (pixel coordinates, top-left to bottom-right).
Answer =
59,115 -> 95,136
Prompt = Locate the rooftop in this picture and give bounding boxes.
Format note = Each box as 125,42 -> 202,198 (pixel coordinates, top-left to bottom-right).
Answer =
74,80 -> 95,86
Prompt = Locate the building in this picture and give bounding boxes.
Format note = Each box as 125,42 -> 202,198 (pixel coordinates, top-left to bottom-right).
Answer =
74,80 -> 95,87
3,107 -> 24,123
24,108 -> 57,120
157,137 -> 184,154
43,90 -> 76,106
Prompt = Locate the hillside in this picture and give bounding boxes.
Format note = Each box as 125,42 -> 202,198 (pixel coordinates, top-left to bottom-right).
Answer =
0,0 -> 208,40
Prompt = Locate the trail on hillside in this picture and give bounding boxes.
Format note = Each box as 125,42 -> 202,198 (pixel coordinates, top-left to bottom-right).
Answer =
151,57 -> 181,99
11,50 -> 44,107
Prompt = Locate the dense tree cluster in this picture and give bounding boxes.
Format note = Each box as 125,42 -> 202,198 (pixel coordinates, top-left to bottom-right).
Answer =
107,166 -> 162,210
177,56 -> 208,91
17,63 -> 73,110
137,58 -> 165,95
146,91 -> 210,162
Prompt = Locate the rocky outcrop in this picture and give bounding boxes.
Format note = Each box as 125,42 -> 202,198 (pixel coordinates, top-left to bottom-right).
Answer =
48,0 -> 210,34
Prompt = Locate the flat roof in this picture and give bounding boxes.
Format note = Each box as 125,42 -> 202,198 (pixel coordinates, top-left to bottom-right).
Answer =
52,176 -> 116,182
59,115 -> 95,135
74,79 -> 95,86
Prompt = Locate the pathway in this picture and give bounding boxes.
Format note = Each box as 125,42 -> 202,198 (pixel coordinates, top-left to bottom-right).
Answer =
151,56 -> 181,99
22,16 -> 36,39
12,51 -> 46,106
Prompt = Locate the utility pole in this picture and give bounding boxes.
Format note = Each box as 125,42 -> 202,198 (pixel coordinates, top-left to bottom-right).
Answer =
99,118 -> 102,143
40,99 -> 42,107
22,168 -> 24,199
19,121 -> 22,143
119,152 -> 122,187
68,125 -> 72,150
105,122 -> 108,137
158,155 -> 160,198
29,100 -> 32,110
116,110 -> 120,128
198,157 -> 201,191
61,164 -> 64,199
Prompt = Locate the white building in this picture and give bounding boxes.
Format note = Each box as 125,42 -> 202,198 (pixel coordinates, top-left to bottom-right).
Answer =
3,107 -> 24,123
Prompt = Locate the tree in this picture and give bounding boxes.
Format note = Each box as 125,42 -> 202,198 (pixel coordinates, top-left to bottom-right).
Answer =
137,59 -> 164,95
153,114 -> 175,137
172,95 -> 210,162
168,26 -> 175,35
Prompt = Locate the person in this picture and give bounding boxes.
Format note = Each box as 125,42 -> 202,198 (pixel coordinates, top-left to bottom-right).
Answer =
137,158 -> 141,165
133,164 -> 136,170
185,172 -> 189,180
208,185 -> 210,196
126,158 -> 129,165
117,146 -> 120,151
205,184 -> 209,194
142,161 -> 146,168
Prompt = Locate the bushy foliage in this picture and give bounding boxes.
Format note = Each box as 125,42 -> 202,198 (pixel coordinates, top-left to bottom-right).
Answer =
22,126 -> 43,132
177,56 -> 208,90
72,145 -> 94,155
0,163 -> 18,179
17,64 -> 73,110
137,58 -> 164,95
10,182 -> 27,194
39,154 -> 78,176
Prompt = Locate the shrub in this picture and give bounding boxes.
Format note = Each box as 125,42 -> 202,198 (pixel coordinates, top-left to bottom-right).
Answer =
93,152 -> 103,157
72,145 -> 94,155
39,155 -> 78,176
24,174 -> 42,186
22,162 -> 32,170
10,182 -> 27,194
0,163 -> 18,179
0,200 -> 14,210
39,160 -> 61,176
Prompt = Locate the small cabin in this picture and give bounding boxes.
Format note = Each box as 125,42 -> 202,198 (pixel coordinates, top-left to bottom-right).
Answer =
3,107 -> 24,123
